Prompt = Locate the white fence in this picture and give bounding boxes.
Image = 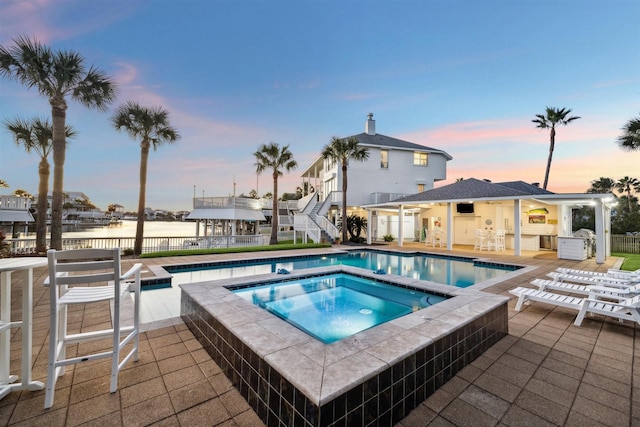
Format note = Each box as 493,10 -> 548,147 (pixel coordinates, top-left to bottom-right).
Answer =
611,235 -> 640,254
7,234 -> 270,255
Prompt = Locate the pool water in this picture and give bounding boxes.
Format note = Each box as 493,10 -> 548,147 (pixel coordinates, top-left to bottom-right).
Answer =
231,273 -> 446,344
168,250 -> 517,288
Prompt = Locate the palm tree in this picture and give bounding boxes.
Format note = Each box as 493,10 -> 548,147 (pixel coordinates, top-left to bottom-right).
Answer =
321,136 -> 370,243
3,117 -> 75,253
13,189 -> 33,199
532,107 -> 580,189
615,176 -> 640,211
253,142 -> 297,245
0,36 -> 116,249
587,177 -> 615,194
0,180 -> 8,188
617,115 -> 640,152
112,101 -> 180,255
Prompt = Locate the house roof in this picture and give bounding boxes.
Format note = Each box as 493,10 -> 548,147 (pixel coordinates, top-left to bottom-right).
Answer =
390,178 -> 554,204
0,210 -> 34,223
350,132 -> 453,160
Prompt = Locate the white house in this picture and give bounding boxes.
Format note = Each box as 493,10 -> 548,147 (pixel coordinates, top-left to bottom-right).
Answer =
296,114 -> 453,241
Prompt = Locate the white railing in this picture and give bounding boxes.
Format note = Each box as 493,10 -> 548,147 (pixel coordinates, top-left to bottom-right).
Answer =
293,215 -> 322,243
192,197 -> 299,211
315,215 -> 340,240
369,192 -> 409,204
0,195 -> 31,210
6,234 -> 269,256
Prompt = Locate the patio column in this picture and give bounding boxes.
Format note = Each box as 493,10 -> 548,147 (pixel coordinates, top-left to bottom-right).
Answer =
366,210 -> 372,245
398,205 -> 404,247
594,199 -> 605,264
446,203 -> 453,250
513,199 -> 521,256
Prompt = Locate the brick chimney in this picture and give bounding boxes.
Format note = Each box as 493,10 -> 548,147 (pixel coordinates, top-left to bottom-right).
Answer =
365,113 -> 375,135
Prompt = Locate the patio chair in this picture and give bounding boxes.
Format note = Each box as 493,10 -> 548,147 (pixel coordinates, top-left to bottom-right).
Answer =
44,248 -> 142,409
473,229 -> 489,251
509,286 -> 640,326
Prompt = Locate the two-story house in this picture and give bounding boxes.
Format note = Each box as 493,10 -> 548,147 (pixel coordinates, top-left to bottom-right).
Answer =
296,114 -> 452,242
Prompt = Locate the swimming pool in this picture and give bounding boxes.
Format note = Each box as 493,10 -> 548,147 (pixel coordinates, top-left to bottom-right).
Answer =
167,249 -> 519,289
180,264 -> 511,426
230,272 -> 447,344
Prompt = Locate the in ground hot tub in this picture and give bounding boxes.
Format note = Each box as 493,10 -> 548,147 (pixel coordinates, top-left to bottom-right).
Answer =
181,265 -> 508,426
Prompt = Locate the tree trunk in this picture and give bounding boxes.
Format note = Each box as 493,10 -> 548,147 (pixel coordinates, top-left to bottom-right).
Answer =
341,162 -> 348,243
543,127 -> 556,190
50,101 -> 67,250
36,158 -> 50,254
270,172 -> 278,245
134,141 -> 150,255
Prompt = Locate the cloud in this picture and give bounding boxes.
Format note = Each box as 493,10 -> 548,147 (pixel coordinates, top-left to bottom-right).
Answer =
0,0 -> 141,45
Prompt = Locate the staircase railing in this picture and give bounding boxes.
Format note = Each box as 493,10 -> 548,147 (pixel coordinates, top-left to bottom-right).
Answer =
293,214 -> 322,243
315,215 -> 339,240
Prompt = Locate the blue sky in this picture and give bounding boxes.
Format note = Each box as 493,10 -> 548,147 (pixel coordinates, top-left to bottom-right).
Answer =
1,0 -> 638,212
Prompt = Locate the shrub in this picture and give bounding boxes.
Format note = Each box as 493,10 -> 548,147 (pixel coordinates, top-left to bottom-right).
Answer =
383,234 -> 394,242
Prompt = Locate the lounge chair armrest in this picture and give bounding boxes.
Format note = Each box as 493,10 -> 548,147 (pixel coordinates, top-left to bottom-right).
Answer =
121,263 -> 143,281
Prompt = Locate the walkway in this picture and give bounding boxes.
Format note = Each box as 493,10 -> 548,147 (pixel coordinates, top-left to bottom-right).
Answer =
1,245 -> 637,426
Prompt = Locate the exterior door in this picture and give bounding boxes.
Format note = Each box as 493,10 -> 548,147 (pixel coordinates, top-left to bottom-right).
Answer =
454,216 -> 481,245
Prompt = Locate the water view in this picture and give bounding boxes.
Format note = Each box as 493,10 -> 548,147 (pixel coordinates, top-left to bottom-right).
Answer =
54,220 -> 200,238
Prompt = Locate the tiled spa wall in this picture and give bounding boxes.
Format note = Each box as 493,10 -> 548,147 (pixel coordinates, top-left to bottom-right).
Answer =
182,291 -> 508,427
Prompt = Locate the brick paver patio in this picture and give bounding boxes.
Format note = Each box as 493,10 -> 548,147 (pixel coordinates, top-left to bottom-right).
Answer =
1,244 -> 636,426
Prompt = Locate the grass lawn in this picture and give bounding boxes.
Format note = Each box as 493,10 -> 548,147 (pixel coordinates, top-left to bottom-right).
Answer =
140,241 -> 331,258
612,252 -> 640,271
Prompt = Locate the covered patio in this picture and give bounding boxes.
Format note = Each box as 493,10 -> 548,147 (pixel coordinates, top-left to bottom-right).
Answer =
364,178 -> 617,264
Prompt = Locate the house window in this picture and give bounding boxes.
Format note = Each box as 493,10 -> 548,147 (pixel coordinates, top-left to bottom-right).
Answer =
380,150 -> 388,169
413,152 -> 428,166
417,184 -> 425,193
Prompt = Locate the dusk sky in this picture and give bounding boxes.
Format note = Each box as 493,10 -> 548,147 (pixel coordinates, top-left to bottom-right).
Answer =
1,0 -> 638,212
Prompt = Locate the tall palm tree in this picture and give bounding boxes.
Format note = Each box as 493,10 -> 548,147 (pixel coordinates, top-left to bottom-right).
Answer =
587,177 -> 615,194
112,101 -> 180,255
0,36 -> 116,249
615,176 -> 640,211
321,136 -> 370,243
617,115 -> 640,152
532,107 -> 580,190
253,143 -> 297,245
3,117 -> 75,253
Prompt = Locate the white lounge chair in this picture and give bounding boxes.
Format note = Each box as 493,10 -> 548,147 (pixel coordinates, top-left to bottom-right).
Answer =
575,292 -> 640,326
546,271 -> 634,287
509,286 -> 584,312
510,286 -> 640,326
556,267 -> 640,281
531,278 -> 635,297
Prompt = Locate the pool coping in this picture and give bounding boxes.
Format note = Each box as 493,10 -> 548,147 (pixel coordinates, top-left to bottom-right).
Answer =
179,264 -> 510,406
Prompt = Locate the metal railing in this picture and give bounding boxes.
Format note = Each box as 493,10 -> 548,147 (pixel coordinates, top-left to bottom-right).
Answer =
611,235 -> 640,254
6,234 -> 270,255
